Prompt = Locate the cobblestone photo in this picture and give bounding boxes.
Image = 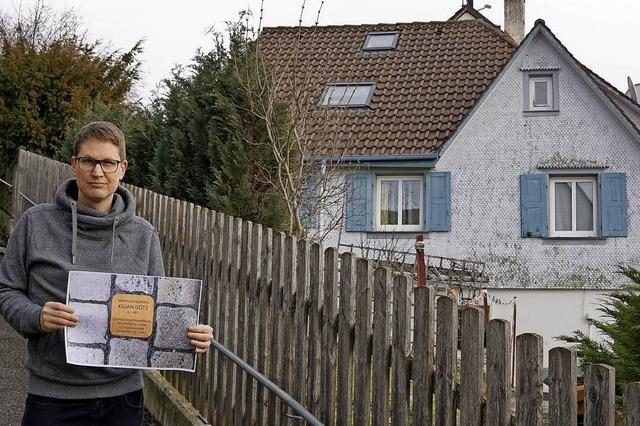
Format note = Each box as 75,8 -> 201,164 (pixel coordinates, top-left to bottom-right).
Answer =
65,271 -> 202,372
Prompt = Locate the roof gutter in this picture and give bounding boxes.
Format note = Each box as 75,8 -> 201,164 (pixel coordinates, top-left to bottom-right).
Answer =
306,153 -> 439,168
308,153 -> 439,162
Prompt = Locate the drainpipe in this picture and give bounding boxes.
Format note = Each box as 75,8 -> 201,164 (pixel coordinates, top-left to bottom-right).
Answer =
415,235 -> 426,287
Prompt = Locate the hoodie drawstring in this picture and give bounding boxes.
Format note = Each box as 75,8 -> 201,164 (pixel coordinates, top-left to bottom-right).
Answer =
110,218 -> 118,270
70,202 -> 118,270
71,201 -> 78,265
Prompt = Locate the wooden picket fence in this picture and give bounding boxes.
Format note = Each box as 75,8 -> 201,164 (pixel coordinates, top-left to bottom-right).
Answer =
10,150 -> 640,425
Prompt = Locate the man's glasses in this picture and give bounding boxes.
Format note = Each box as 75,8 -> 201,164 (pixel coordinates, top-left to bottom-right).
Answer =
74,157 -> 122,174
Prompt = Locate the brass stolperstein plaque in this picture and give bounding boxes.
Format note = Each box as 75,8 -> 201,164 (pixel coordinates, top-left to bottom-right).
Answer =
110,294 -> 155,338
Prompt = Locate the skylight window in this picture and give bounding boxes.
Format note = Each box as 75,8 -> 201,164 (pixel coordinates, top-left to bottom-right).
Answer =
320,83 -> 375,108
362,31 -> 400,51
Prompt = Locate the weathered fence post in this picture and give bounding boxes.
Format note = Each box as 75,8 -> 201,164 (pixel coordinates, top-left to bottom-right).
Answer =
392,274 -> 410,426
199,209 -> 212,421
307,242 -> 323,417
194,206 -> 208,415
35,152 -> 47,203
281,235 -> 297,422
267,232 -> 284,425
176,201 -> 188,396
208,211 -> 223,423
293,239 -> 309,410
354,258 -> 372,426
584,364 -> 616,426
412,285 -> 435,426
10,151 -> 21,224
188,221 -> 201,407
486,319 -> 512,426
516,333 -> 543,425
162,198 -> 176,390
234,220 -> 251,425
624,382 -> 640,426
460,307 -> 484,426
256,227 -> 272,425
548,347 -> 577,426
224,217 -> 242,422
372,267 -> 391,426
320,247 -> 337,425
215,214 -> 232,425
337,252 -> 355,425
244,222 -> 262,424
435,296 -> 458,426
188,204 -> 200,407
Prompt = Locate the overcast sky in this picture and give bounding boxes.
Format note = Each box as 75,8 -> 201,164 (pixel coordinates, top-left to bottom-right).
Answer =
10,0 -> 640,101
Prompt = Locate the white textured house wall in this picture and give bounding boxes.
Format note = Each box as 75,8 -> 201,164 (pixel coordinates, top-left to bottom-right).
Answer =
322,32 -> 640,290
488,288 -> 614,366
433,32 -> 640,289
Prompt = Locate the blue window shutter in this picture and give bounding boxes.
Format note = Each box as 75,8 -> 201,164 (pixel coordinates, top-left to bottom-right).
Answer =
345,172 -> 372,232
300,174 -> 319,229
599,173 -> 628,237
520,174 -> 548,238
424,172 -> 451,232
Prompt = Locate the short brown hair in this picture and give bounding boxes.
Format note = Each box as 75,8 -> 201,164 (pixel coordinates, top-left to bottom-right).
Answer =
73,121 -> 126,160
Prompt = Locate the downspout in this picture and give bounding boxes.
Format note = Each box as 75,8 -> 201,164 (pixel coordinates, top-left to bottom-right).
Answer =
320,159 -> 327,235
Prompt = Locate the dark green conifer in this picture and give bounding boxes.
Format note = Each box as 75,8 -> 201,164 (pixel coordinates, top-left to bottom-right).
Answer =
559,265 -> 640,399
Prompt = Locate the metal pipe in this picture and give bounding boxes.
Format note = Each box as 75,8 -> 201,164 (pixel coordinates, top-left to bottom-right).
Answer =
0,178 -> 36,207
210,338 -> 323,425
415,235 -> 426,287
511,297 -> 517,387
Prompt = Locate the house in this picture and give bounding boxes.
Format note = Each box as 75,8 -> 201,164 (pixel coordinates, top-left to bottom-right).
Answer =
258,1 -> 640,360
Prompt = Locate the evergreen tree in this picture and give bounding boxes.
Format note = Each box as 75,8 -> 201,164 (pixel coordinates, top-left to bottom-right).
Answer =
148,18 -> 288,230
559,265 -> 640,398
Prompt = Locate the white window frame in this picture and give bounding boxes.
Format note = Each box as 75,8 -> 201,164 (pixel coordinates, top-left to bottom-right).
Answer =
523,70 -> 559,114
319,83 -> 375,108
549,176 -> 598,237
362,31 -> 400,51
375,175 -> 423,232
529,75 -> 553,110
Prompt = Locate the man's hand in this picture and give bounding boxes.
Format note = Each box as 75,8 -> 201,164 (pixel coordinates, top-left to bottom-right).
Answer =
40,302 -> 79,332
187,324 -> 213,354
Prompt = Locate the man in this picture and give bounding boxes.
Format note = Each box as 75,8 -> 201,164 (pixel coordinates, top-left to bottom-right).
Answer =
0,121 -> 213,425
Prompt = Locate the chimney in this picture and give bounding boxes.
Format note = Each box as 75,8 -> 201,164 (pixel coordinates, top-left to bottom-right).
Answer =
627,77 -> 638,102
467,0 -> 474,8
504,0 -> 525,44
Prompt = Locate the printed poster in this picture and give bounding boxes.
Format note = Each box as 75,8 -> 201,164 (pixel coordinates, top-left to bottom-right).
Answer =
64,271 -> 202,372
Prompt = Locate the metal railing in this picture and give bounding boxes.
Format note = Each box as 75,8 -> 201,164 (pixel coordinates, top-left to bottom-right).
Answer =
339,241 -> 488,287
0,177 -> 36,213
211,339 -> 323,425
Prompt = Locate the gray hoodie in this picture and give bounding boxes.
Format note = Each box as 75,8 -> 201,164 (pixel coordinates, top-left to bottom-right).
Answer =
0,179 -> 165,399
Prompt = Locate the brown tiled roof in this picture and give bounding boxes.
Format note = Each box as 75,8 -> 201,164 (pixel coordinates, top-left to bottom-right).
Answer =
258,20 -> 517,156
586,72 -> 640,138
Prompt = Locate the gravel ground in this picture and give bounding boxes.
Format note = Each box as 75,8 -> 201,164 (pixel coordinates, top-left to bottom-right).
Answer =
0,315 -> 29,426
